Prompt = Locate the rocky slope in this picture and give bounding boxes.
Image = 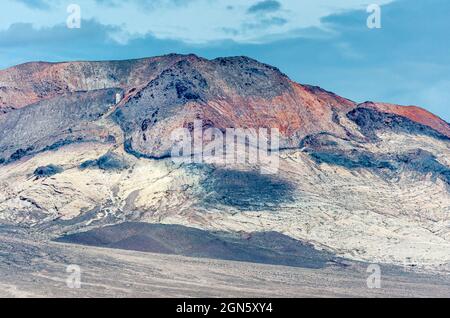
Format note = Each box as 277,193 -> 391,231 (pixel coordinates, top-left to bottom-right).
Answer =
0,55 -> 187,112
0,54 -> 449,270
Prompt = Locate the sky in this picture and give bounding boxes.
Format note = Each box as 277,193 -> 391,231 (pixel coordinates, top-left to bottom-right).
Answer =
0,0 -> 449,121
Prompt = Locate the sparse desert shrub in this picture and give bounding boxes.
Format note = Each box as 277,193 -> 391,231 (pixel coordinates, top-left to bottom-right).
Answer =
10,149 -> 28,161
97,153 -> 129,171
33,165 -> 63,178
79,153 -> 129,171
79,160 -> 97,170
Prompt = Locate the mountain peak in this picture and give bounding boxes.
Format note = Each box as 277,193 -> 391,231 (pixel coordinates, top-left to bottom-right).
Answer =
1,54 -> 449,152
357,101 -> 450,138
1,54 -> 450,274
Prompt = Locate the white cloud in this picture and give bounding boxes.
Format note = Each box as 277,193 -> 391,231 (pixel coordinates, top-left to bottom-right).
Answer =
1,0 -> 394,44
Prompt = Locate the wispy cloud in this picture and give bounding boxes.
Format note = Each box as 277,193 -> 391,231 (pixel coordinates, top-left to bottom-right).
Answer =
15,0 -> 50,10
0,0 -> 394,44
247,0 -> 282,14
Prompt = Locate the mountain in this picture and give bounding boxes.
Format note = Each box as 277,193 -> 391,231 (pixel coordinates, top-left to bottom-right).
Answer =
0,54 -> 449,270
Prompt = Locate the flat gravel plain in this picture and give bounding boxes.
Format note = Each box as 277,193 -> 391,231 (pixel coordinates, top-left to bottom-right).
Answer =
1,228 -> 449,298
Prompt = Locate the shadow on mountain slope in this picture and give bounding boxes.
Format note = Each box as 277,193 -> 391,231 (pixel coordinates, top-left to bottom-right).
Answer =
56,222 -> 338,269
201,168 -> 295,210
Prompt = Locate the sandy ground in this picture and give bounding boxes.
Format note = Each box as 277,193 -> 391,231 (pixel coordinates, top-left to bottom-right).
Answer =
1,229 -> 449,298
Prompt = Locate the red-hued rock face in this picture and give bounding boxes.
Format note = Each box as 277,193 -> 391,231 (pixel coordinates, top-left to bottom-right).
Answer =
0,55 -> 187,112
193,82 -> 355,138
1,54 -> 449,159
358,102 -> 450,138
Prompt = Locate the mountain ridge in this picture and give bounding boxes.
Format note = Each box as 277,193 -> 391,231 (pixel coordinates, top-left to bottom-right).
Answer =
1,54 -> 449,164
0,54 -> 449,270
1,53 -> 448,140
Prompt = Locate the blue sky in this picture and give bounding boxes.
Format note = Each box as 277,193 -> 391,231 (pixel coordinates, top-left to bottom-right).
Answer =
0,0 -> 449,121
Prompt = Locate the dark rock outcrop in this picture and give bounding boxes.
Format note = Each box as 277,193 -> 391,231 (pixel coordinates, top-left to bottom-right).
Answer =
33,165 -> 63,178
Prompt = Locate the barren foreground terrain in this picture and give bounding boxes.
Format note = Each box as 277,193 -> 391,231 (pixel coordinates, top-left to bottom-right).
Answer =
1,227 -> 449,298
